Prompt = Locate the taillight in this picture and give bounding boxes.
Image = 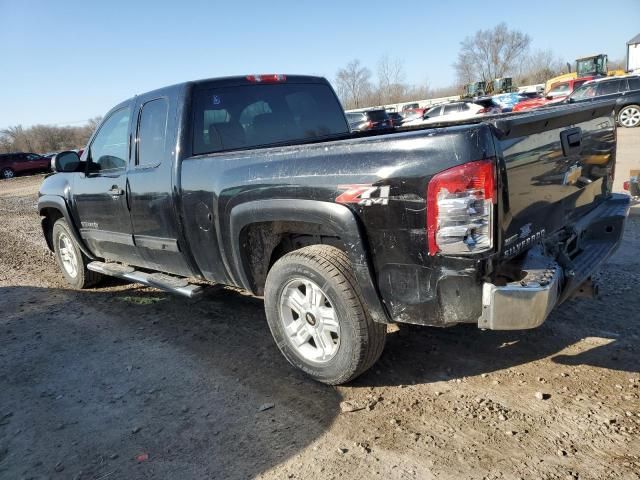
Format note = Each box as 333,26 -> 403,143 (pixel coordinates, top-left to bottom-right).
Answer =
426,159 -> 496,256
623,180 -> 630,191
246,74 -> 286,83
477,107 -> 489,113
366,120 -> 373,129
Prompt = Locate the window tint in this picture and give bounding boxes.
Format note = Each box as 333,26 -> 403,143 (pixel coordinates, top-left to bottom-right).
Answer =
597,80 -> 622,96
137,98 -> 168,167
89,107 -> 130,172
26,154 -> 40,160
192,83 -> 348,155
628,77 -> 640,91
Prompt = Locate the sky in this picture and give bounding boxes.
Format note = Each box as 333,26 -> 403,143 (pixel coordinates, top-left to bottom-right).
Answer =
1,0 -> 639,129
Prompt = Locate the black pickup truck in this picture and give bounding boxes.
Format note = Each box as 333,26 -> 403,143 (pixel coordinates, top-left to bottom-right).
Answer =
38,74 -> 630,384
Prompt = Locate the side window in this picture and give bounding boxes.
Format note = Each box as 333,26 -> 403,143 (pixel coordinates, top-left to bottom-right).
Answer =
597,80 -> 621,96
137,98 -> 169,167
26,154 -> 40,160
443,104 -> 459,115
570,84 -> 597,101
89,107 -> 131,173
626,77 -> 640,91
426,106 -> 441,117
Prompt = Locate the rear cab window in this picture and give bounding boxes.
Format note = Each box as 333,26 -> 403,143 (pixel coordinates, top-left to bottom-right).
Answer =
192,81 -> 349,155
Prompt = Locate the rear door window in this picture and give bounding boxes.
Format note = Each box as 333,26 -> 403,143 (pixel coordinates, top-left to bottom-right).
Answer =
596,80 -> 622,96
192,83 -> 348,155
627,77 -> 640,91
137,98 -> 169,167
443,104 -> 460,115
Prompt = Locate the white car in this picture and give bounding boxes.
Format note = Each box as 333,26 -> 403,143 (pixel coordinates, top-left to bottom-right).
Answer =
403,102 -> 484,126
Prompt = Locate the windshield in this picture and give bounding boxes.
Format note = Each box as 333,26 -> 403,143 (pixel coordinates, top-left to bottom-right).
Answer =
576,56 -> 607,77
547,84 -> 570,97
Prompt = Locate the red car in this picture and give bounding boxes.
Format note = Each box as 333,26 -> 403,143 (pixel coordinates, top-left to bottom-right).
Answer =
0,152 -> 51,179
513,77 -> 594,112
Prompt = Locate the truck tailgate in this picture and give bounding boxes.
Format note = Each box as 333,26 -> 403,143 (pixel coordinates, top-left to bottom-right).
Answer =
491,101 -> 617,257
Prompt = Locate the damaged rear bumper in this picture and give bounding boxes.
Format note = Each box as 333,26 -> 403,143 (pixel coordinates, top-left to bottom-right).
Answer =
478,194 -> 630,330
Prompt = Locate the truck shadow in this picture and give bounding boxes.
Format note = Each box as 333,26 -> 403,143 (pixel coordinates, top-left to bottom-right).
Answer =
0,283 -> 635,478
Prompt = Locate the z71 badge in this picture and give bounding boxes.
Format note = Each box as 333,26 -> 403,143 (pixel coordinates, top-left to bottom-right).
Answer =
335,185 -> 391,206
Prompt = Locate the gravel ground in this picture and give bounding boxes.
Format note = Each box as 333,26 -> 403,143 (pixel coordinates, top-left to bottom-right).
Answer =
0,147 -> 639,479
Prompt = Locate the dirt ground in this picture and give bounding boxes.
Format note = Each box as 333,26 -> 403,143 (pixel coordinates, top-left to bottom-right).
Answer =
1,132 -> 639,479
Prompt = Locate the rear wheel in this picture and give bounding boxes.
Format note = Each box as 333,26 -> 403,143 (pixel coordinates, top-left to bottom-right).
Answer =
264,245 -> 386,385
1,168 -> 14,179
52,218 -> 102,289
618,105 -> 640,128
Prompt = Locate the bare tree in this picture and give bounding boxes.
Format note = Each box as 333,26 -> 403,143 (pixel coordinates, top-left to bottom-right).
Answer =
0,118 -> 101,154
335,60 -> 372,109
518,49 -> 565,84
454,23 -> 531,84
377,55 -> 407,104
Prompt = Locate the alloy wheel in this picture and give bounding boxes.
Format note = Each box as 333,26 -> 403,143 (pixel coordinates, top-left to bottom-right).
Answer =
279,277 -> 340,363
619,106 -> 640,128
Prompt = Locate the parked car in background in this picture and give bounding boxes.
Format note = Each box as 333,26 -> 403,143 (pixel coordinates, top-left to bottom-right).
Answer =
472,97 -> 503,115
513,77 -> 593,112
565,75 -> 640,128
386,111 -> 404,127
403,101 -> 484,126
399,108 -> 425,124
401,102 -> 419,111
0,152 -> 51,179
346,110 -> 393,132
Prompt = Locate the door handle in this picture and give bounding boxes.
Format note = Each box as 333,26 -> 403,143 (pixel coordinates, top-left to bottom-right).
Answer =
109,185 -> 125,196
560,127 -> 582,157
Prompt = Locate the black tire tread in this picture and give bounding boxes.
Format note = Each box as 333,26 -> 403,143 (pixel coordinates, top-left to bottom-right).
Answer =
269,245 -> 386,384
52,218 -> 102,289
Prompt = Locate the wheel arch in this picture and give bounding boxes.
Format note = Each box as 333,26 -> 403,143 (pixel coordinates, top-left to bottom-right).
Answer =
38,195 -> 95,259
228,199 -> 390,324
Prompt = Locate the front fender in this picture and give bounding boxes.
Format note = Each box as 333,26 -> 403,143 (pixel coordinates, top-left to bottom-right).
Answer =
38,195 -> 95,260
228,199 -> 391,324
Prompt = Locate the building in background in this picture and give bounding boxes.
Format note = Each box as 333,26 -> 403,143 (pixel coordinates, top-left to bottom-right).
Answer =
628,34 -> 640,73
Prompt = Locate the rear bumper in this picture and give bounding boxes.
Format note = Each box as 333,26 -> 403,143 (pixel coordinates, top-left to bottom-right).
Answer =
478,194 -> 630,330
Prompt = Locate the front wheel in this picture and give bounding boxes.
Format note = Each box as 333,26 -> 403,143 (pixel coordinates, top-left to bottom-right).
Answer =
618,105 -> 640,128
1,168 -> 14,179
52,218 -> 102,289
264,245 -> 386,385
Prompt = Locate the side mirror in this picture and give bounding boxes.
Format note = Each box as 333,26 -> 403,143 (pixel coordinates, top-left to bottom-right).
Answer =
52,151 -> 81,173
545,95 -> 554,100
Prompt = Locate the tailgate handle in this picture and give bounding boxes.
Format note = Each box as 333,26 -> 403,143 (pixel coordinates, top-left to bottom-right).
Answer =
560,127 -> 582,156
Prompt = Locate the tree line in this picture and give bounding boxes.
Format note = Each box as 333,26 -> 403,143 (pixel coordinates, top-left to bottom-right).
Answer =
0,117 -> 101,155
2,23 -> 627,148
334,22 -> 625,110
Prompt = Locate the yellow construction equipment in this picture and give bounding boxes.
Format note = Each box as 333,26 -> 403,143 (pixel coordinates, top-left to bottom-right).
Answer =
544,54 -> 626,93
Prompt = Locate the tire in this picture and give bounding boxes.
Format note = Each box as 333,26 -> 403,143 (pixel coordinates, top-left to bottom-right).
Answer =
52,218 -> 102,289
1,168 -> 15,179
264,245 -> 386,385
618,105 -> 640,128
